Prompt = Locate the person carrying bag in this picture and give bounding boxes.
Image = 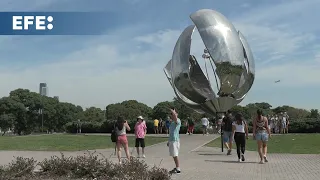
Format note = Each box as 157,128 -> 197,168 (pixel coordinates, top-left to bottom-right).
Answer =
111,122 -> 117,155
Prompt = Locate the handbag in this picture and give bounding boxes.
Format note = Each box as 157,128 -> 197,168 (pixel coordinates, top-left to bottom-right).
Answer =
111,123 -> 117,142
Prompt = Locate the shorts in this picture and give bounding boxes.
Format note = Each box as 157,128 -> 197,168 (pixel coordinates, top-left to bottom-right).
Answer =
202,125 -> 207,129
135,138 -> 145,147
154,126 -> 158,129
223,131 -> 233,143
117,135 -> 128,145
169,141 -> 180,157
188,125 -> 194,131
282,122 -> 286,129
255,132 -> 268,142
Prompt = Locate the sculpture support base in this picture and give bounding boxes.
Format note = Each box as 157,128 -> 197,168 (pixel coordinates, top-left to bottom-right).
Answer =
216,112 -> 225,152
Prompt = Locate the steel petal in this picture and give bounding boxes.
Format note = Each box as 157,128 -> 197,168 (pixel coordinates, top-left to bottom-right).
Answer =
190,9 -> 246,96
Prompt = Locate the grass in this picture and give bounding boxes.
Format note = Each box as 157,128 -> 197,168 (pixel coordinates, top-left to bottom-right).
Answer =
0,134 -> 167,151
206,134 -> 320,154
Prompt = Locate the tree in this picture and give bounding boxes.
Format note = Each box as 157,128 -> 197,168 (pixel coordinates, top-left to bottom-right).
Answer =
310,109 -> 319,118
0,113 -> 15,135
152,101 -> 173,120
0,97 -> 27,135
106,100 -> 152,120
0,87 -> 319,135
231,105 -> 251,120
83,107 -> 104,122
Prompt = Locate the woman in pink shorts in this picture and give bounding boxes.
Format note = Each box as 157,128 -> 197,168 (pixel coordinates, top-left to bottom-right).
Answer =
115,117 -> 131,163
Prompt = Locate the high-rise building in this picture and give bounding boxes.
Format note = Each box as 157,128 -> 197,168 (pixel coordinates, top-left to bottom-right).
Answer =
53,96 -> 59,101
39,83 -> 47,96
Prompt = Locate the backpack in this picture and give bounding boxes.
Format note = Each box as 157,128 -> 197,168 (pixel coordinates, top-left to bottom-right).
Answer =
111,123 -> 117,142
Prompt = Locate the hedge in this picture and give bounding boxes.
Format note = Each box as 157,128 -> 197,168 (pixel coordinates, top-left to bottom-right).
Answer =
64,118 -> 320,134
0,152 -> 171,180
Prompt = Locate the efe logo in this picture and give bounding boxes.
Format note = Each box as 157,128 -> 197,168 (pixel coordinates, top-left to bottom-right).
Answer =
12,16 -> 53,30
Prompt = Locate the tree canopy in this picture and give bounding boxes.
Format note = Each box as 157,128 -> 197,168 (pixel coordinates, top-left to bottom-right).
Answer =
0,88 -> 318,135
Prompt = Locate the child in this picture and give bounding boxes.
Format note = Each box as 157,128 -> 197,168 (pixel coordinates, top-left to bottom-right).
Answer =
135,116 -> 147,158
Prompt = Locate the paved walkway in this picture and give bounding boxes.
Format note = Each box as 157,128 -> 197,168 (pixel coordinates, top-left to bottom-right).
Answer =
0,134 -> 319,180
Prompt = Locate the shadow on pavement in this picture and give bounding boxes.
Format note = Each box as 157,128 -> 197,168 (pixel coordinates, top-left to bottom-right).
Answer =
198,153 -> 222,156
205,159 -> 257,164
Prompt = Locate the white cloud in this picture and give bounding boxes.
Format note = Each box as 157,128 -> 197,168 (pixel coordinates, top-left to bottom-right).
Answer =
240,3 -> 250,8
1,0 -> 320,111
134,29 -> 181,47
0,0 -> 57,11
234,23 -> 316,56
0,29 -> 181,108
256,61 -> 320,87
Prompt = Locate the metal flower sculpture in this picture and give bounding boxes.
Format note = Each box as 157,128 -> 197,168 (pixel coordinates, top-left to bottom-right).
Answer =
164,9 -> 255,115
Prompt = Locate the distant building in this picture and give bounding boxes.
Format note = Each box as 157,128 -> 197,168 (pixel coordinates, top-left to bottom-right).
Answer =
39,83 -> 47,96
53,96 -> 59,101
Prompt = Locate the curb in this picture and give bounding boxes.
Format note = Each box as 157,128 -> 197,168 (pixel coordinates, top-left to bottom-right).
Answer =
188,135 -> 219,153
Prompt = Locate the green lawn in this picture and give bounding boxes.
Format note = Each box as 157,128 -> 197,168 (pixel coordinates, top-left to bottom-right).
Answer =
0,134 -> 167,151
206,134 -> 320,154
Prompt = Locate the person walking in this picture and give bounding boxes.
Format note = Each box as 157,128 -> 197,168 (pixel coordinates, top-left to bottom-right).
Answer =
135,116 -> 147,158
167,107 -> 181,174
269,115 -> 275,133
115,117 -> 131,164
153,118 -> 159,134
159,118 -> 164,134
253,109 -> 271,164
232,113 -> 249,162
216,115 -> 223,134
187,117 -> 195,135
165,117 -> 171,136
274,115 -> 279,134
222,110 -> 234,155
201,115 -> 209,136
285,112 -> 290,133
281,112 -> 289,134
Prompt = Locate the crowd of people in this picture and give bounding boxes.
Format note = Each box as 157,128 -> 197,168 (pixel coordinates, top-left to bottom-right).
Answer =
266,112 -> 290,134
220,109 -> 271,164
112,108 -> 287,174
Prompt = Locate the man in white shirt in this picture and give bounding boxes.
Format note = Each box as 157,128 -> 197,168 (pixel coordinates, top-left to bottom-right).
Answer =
201,115 -> 209,136
269,115 -> 275,133
282,112 -> 289,134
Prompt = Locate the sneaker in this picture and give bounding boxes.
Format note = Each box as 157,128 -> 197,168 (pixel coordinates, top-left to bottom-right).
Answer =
259,160 -> 264,164
169,168 -> 181,174
142,154 -> 146,158
264,156 -> 268,162
137,155 -> 140,158
241,155 -> 245,162
227,149 -> 232,155
238,159 -> 241,162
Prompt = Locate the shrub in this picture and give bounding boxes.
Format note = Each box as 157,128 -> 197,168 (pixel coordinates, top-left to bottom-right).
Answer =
288,119 -> 320,133
0,157 -> 37,180
0,152 -> 171,180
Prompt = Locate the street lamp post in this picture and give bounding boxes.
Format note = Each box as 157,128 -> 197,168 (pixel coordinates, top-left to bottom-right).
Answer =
41,109 -> 44,133
77,119 -> 81,134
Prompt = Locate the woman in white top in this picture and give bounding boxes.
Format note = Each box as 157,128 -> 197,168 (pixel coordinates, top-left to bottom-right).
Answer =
232,113 -> 249,162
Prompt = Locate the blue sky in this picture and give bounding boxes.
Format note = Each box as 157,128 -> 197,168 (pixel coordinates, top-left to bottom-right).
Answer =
0,0 -> 319,110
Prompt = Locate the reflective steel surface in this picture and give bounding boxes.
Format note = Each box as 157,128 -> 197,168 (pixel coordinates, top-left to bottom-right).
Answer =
163,9 -> 255,115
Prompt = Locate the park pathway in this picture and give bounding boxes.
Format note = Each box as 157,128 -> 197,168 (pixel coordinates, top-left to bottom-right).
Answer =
0,134 -> 319,180
124,134 -> 320,180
